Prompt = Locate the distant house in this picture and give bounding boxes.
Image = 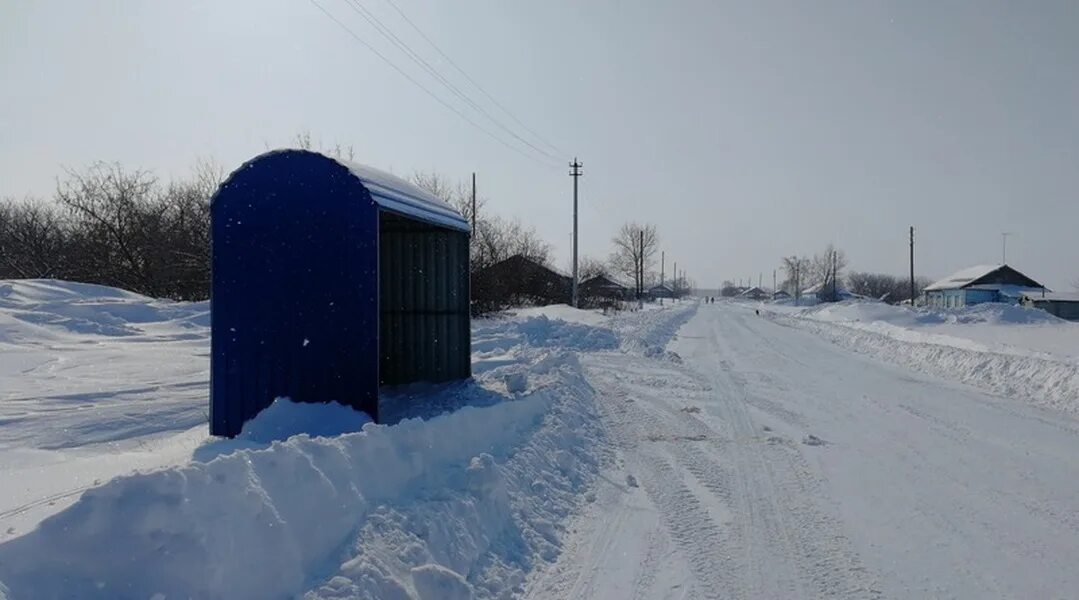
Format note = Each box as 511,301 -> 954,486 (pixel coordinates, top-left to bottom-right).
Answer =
580,274 -> 632,302
472,255 -> 570,313
924,264 -> 1047,309
772,289 -> 791,301
721,285 -> 747,298
738,286 -> 770,301
1020,292 -> 1079,321
648,282 -> 675,299
802,281 -> 858,303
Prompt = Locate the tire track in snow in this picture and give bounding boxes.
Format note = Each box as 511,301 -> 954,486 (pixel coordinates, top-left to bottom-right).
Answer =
587,353 -> 743,599
706,312 -> 883,599
0,485 -> 93,522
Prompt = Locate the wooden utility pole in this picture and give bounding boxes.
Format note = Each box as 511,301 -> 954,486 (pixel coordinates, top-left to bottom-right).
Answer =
638,229 -> 644,299
909,226 -> 915,306
569,159 -> 582,307
661,251 -> 665,285
773,270 -> 777,296
471,172 -> 476,232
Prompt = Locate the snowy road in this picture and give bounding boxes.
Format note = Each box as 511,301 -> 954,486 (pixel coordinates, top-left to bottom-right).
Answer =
530,302 -> 1079,599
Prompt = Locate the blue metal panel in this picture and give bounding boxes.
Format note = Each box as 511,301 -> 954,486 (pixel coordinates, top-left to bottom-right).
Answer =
962,289 -> 998,306
210,151 -> 380,437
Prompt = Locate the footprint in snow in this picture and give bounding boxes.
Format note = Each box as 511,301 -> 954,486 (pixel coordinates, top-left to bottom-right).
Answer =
625,474 -> 639,488
802,434 -> 827,446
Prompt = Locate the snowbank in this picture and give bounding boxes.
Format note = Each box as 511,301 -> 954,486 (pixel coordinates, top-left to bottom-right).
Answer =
613,300 -> 699,357
473,315 -> 619,356
0,346 -> 604,600
0,282 -> 623,600
0,280 -> 704,599
766,301 -> 1079,414
509,304 -> 610,328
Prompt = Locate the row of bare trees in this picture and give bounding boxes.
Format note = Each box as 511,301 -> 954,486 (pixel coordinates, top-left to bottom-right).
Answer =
409,171 -> 551,274
1,161 -> 223,300
778,244 -> 928,304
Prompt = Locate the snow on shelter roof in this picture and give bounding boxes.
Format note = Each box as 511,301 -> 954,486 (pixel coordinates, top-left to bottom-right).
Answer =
226,150 -> 470,232
341,158 -> 470,232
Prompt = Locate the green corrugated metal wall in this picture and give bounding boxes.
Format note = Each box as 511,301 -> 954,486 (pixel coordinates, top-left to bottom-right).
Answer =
378,211 -> 471,386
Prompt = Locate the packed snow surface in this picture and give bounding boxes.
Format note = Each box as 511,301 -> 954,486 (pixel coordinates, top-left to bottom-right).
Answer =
4,286 -> 1079,599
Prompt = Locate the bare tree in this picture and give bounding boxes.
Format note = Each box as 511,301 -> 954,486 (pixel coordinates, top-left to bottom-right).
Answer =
0,197 -> 72,279
846,272 -> 896,300
411,170 -> 549,275
609,222 -> 659,297
810,244 -> 848,286
809,244 -> 848,302
577,256 -> 607,281
781,255 -> 811,304
847,272 -> 931,304
292,130 -> 355,161
44,160 -> 222,300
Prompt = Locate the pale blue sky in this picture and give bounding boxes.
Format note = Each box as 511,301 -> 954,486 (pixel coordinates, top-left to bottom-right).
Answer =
2,0 -> 1077,288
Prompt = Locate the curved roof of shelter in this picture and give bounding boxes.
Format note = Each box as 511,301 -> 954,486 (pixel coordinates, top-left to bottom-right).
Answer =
221,149 -> 470,233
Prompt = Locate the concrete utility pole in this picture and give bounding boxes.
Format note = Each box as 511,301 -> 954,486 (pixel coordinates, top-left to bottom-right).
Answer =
471,172 -> 476,233
570,159 -> 583,307
910,226 -> 915,305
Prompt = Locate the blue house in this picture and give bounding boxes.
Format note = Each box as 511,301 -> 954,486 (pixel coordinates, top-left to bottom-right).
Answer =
210,150 -> 472,437
923,264 -> 1047,308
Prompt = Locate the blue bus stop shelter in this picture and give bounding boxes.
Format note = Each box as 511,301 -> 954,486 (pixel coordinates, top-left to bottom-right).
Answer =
210,149 -> 471,437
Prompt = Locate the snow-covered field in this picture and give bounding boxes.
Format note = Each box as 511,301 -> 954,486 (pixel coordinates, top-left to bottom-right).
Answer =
3,283 -> 1079,599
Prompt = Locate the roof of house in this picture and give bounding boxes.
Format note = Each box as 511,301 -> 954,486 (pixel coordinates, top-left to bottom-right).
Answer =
924,264 -> 1045,293
924,265 -> 1001,292
802,282 -> 851,295
478,255 -> 570,281
582,274 -> 631,289
739,286 -> 769,296
228,150 -> 470,232
649,283 -> 674,292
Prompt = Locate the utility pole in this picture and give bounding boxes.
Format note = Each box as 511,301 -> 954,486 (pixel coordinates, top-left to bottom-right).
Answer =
569,158 -> 582,307
773,270 -> 777,296
1001,232 -> 1011,265
471,172 -> 476,233
674,262 -> 678,296
638,230 -> 644,300
661,251 -> 665,285
832,250 -> 838,301
909,226 -> 915,306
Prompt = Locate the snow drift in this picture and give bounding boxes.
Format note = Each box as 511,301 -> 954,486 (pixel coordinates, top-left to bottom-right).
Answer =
767,301 -> 1079,414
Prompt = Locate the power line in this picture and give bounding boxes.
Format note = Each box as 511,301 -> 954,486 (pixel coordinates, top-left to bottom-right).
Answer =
380,0 -> 565,158
340,0 -> 562,165
308,0 -> 558,168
